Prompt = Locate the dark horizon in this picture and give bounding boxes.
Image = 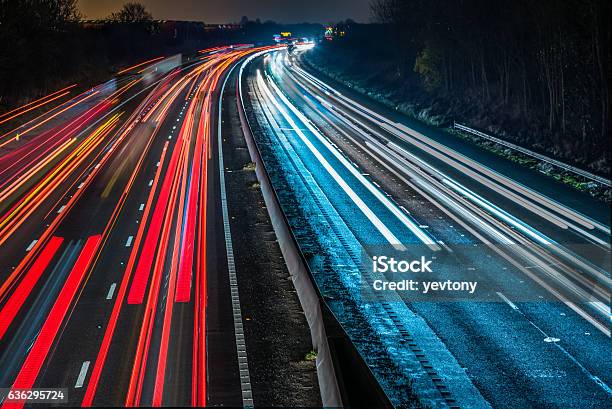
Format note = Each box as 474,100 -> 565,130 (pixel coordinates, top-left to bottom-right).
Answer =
78,0 -> 373,24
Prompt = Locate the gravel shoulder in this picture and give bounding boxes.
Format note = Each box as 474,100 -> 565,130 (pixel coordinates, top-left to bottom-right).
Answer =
220,70 -> 322,407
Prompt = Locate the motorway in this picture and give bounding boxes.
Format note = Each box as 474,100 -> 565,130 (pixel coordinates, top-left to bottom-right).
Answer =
0,41 -> 610,409
240,49 -> 611,408
0,46 -> 273,407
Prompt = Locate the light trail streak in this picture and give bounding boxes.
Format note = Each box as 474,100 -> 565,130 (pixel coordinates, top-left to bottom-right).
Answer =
276,54 -> 611,333
0,138 -> 76,205
0,64 -> 175,373
175,86 -> 201,303
0,46 -> 278,408
0,81 -> 154,311
117,56 -> 165,75
0,84 -> 77,122
126,124 -> 185,304
84,53 -> 219,407
291,64 -> 611,288
291,64 -> 610,236
0,97 -> 112,202
0,114 -> 121,245
257,71 -> 407,251
152,121 -> 191,405
1,235 -> 101,409
0,236 -> 64,340
0,91 -> 100,149
0,91 -> 71,126
125,133 -> 187,406
81,141 -> 170,407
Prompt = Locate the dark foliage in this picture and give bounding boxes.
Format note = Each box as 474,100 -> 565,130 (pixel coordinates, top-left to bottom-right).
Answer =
108,2 -> 153,23
238,16 -> 322,43
317,0 -> 610,174
0,2 -> 322,114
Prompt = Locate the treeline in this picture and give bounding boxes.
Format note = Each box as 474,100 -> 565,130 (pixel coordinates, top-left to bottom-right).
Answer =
239,17 -> 322,42
316,0 -> 610,173
0,0 -> 207,110
0,1 -> 322,112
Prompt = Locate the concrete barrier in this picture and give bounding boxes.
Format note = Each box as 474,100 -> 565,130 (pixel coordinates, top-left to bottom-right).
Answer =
235,57 -> 343,408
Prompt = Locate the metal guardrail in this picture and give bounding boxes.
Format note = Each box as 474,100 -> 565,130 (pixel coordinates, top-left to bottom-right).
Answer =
453,122 -> 611,187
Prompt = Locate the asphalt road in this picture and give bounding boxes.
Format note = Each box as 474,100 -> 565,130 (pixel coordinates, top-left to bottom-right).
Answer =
0,47 -> 271,407
0,43 -> 609,409
241,48 -> 611,408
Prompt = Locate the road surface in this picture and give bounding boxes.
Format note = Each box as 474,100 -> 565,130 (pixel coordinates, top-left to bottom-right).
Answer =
0,46 -> 274,407
0,43 -> 610,409
240,48 -> 611,408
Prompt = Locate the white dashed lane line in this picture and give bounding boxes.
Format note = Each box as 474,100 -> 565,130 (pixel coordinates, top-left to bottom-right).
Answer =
75,361 -> 90,388
26,239 -> 38,251
106,283 -> 117,300
496,292 -> 518,310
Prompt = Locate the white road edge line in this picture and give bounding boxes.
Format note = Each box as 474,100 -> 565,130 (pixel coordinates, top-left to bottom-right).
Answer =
219,60 -> 253,408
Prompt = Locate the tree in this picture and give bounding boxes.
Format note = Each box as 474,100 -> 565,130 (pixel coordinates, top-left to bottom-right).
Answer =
414,44 -> 443,91
365,0 -> 611,172
0,0 -> 80,32
109,2 -> 152,23
0,0 -> 81,107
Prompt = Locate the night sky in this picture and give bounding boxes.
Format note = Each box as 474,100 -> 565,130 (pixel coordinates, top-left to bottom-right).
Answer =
78,0 -> 373,24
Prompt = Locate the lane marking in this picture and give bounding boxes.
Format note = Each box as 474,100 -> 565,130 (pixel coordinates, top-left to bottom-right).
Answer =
57,205 -> 66,214
26,239 -> 38,251
496,292 -> 518,310
219,62 -> 253,408
148,179 -> 154,187
292,61 -> 612,392
106,283 -> 117,300
262,72 -> 439,251
293,64 -> 611,236
257,72 -> 405,251
8,235 -> 101,405
125,236 -> 133,247
75,361 -> 91,388
139,203 -> 144,211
